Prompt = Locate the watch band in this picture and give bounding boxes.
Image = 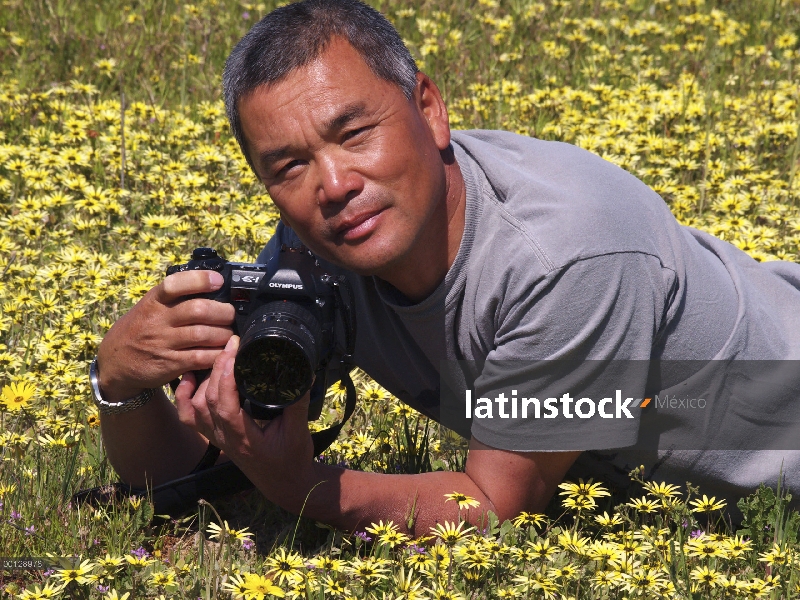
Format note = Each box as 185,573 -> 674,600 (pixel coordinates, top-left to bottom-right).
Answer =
89,358 -> 156,415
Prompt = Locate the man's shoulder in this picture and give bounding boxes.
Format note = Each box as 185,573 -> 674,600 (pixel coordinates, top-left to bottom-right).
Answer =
451,129 -> 683,270
450,129 -> 661,211
451,128 -> 617,182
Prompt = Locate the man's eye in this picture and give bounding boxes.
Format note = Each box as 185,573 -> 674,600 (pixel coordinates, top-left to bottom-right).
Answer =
277,159 -> 303,176
343,126 -> 370,141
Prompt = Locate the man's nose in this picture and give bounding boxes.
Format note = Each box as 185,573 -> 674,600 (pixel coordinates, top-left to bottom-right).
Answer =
315,154 -> 363,205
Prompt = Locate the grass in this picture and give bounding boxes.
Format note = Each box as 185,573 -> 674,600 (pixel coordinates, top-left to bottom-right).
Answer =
3,0 -> 800,597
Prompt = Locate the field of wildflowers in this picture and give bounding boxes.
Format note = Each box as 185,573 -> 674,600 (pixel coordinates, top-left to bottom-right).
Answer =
3,0 -> 800,597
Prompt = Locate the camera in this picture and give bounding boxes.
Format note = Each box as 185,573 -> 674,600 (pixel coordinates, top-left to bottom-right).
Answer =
166,246 -> 356,420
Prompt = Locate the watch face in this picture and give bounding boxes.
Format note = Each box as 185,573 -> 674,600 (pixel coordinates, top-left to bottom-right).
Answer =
89,358 -> 104,404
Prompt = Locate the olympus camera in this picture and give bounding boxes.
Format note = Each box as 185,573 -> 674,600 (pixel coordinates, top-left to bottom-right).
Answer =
166,246 -> 355,420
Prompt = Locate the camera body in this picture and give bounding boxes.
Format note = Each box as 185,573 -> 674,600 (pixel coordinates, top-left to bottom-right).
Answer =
166,246 -> 352,420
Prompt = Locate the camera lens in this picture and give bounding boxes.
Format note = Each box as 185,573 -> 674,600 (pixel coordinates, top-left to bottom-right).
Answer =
234,300 -> 321,417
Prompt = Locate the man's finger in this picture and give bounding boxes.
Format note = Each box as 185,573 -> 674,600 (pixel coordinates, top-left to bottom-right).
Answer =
167,348 -> 231,374
170,298 -> 236,327
156,270 -> 225,304
204,335 -> 237,411
214,337 -> 242,418
171,324 -> 234,350
175,371 -> 198,428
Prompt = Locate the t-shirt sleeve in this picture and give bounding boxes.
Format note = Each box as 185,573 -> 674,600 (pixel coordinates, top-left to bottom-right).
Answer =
468,251 -> 674,451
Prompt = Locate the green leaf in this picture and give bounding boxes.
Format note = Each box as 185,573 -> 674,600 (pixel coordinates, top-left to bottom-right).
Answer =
499,518 -> 514,540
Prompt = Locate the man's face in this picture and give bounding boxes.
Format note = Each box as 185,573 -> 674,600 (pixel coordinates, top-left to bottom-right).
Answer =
237,38 -> 451,279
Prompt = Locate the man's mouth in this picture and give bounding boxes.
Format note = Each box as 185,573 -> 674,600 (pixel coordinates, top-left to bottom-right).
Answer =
336,208 -> 386,241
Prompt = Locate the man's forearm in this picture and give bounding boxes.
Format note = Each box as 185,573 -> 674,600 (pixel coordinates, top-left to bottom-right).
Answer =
100,389 -> 211,488
243,462 -> 530,537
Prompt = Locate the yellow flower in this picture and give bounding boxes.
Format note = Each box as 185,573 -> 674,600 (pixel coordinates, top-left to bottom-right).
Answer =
689,494 -> 727,513
242,572 -> 285,598
512,511 -> 547,528
429,521 -> 473,547
346,556 -> 389,582
360,382 -> 389,402
95,553 -> 124,572
321,574 -> 348,596
148,570 -> 175,588
512,571 -> 557,596
691,565 -> 721,587
527,538 -> 558,561
759,543 -> 792,566
53,559 -> 95,584
124,554 -> 153,568
722,535 -> 752,558
265,548 -> 304,585
642,481 -> 681,499
1,381 -> 35,412
221,573 -> 249,598
626,496 -> 661,513
365,519 -> 400,537
562,495 -> 597,511
594,511 -> 623,527
557,530 -> 590,555
444,491 -> 480,509
623,568 -> 667,593
685,538 -> 726,559
17,581 -> 66,599
207,520 -> 253,543
558,479 -> 610,500
378,528 -> 410,548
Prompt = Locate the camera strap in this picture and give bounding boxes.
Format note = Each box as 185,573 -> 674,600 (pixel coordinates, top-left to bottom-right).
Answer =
72,371 -> 358,518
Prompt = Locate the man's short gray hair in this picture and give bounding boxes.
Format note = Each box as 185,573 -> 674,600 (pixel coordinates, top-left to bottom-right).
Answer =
223,0 -> 419,170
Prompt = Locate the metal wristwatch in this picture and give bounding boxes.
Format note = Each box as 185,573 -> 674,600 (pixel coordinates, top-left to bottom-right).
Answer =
89,357 -> 156,415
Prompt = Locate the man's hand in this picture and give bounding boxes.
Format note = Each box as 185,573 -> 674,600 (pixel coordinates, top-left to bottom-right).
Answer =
96,270 -> 236,403
174,336 -> 317,506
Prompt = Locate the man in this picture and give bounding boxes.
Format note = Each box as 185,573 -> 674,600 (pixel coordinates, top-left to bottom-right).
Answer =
96,0 -> 800,533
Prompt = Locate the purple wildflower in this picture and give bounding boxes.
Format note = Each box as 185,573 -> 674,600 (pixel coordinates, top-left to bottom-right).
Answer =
10,510 -> 21,520
242,11 -> 250,19
24,525 -> 35,535
131,546 -> 149,559
354,531 -> 372,542
690,529 -> 704,538
96,585 -> 110,593
242,539 -> 254,551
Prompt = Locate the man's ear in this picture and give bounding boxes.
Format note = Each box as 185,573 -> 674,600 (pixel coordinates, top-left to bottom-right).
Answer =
414,72 -> 451,151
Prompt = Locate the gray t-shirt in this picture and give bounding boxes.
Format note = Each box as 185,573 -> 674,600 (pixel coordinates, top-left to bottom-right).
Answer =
259,130 -> 800,507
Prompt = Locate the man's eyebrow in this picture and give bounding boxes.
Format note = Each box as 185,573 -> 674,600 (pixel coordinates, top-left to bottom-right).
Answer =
258,145 -> 291,170
324,102 -> 368,131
